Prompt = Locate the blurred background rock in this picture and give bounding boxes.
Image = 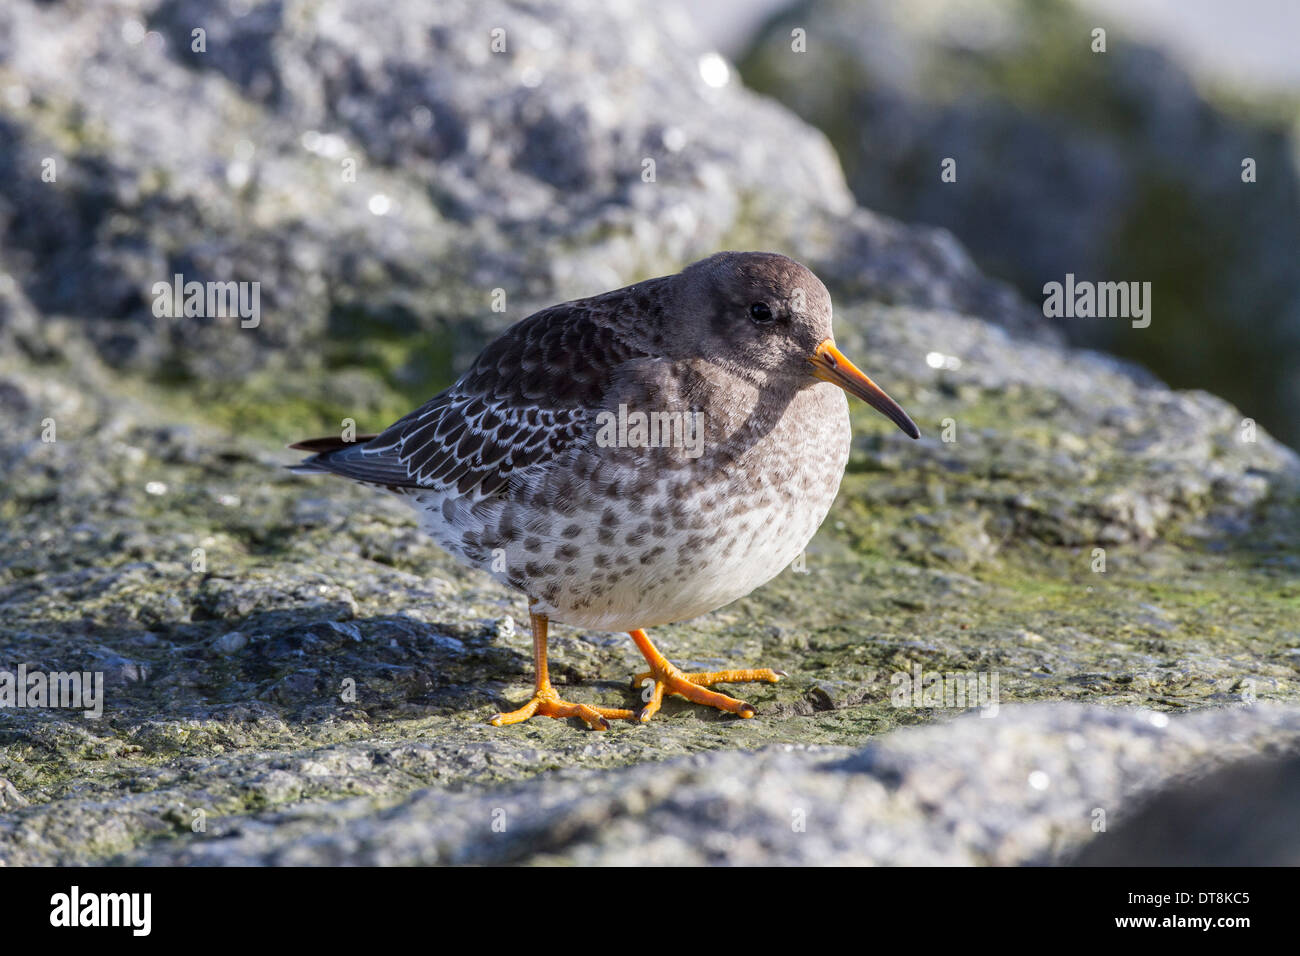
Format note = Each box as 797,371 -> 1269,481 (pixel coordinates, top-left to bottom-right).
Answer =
738,0 -> 1300,447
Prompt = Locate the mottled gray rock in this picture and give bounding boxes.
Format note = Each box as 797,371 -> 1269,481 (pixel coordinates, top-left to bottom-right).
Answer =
742,0 -> 1300,445
105,704 -> 1300,865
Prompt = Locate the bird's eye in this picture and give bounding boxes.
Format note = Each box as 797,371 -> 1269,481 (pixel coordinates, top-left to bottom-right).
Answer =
749,302 -> 774,324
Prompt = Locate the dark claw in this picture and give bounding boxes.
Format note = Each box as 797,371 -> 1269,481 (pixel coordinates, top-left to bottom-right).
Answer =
738,703 -> 757,719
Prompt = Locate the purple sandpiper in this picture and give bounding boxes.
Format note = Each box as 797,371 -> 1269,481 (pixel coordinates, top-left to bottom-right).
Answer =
292,252 -> 919,729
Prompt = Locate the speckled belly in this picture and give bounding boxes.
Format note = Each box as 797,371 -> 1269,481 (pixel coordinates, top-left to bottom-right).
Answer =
514,384 -> 852,630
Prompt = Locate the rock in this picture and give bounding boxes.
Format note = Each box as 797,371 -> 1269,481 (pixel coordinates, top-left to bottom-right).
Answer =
212,631 -> 249,655
1072,751 -> 1300,866
0,779 -> 29,811
98,704 -> 1300,865
741,0 -> 1300,446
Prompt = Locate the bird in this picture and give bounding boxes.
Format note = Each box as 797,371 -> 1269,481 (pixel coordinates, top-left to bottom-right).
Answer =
291,251 -> 919,730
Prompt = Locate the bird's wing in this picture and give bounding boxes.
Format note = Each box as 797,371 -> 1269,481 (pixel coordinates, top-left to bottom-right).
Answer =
294,299 -> 650,498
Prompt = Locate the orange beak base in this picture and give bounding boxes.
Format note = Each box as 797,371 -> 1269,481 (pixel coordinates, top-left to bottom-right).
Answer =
809,339 -> 920,439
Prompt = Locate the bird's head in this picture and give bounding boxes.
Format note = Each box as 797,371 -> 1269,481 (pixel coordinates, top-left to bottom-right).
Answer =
673,251 -> 920,439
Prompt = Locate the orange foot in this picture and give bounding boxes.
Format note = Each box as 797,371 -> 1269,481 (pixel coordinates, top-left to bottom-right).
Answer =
628,628 -> 784,723
488,609 -> 633,731
489,685 -> 632,731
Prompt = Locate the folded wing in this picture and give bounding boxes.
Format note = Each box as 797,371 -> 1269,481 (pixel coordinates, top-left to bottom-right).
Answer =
290,299 -> 651,499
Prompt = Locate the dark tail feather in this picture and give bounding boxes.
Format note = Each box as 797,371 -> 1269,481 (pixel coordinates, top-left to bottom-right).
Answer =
288,434 -> 379,453
286,434 -> 380,475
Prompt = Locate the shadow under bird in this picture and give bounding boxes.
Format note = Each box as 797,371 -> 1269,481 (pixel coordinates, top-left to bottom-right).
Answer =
291,251 -> 919,729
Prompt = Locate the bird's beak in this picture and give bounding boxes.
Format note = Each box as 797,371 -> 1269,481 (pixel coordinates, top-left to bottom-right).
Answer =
809,339 -> 920,439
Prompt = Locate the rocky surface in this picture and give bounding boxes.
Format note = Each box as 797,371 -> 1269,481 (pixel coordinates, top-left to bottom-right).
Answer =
741,0 -> 1300,447
1,0 -> 1298,866
155,704 -> 1300,865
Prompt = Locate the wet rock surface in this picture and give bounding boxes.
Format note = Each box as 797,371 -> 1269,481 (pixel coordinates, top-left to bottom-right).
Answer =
1,0 -> 1298,865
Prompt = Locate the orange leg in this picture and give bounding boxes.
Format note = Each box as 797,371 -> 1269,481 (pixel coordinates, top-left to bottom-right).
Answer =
628,628 -> 784,723
489,610 -> 633,731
